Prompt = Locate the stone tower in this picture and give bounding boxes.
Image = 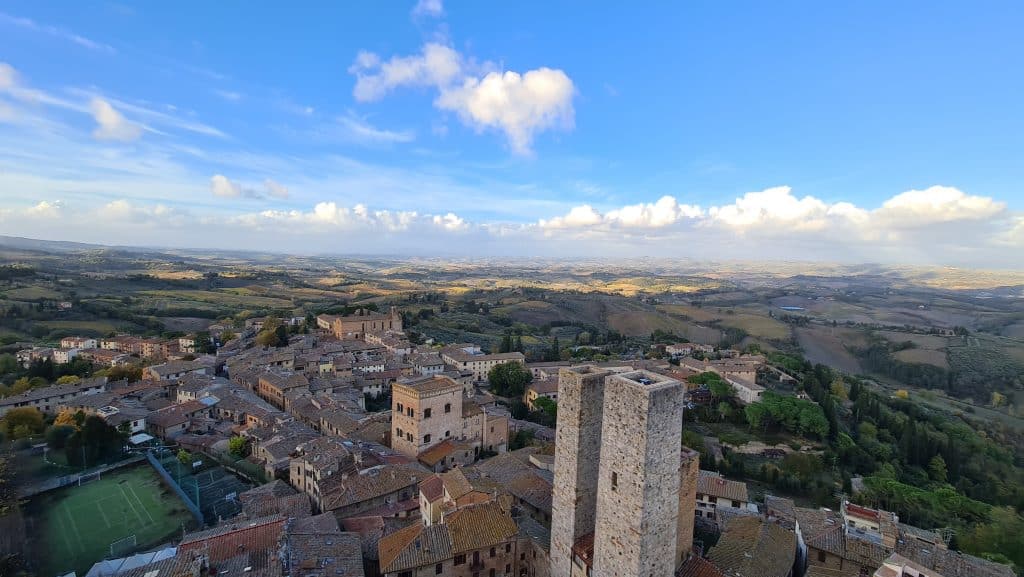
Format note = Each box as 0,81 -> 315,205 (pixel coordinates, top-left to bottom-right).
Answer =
550,366 -> 611,577
677,447 -> 700,563
592,371 -> 685,577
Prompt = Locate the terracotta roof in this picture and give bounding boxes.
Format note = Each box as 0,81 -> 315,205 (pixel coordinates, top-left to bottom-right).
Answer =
677,555 -> 725,577
445,500 -> 519,553
285,530 -> 363,577
439,468 -> 473,500
378,523 -> 452,574
697,470 -> 749,503
321,464 -> 423,512
377,500 -> 517,574
419,475 -> 444,502
179,515 -> 286,564
417,439 -> 472,467
707,516 -> 796,577
528,377 -> 558,395
393,375 -> 461,395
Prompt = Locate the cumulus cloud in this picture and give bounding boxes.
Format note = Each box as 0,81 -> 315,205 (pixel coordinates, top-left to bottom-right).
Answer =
350,43 -> 462,102
533,185 -> 1021,262
24,200 -> 63,218
211,174 -> 242,198
90,98 -> 142,141
432,212 -> 468,231
540,196 -> 701,229
211,174 -> 290,200
412,0 -> 443,17
873,186 -> 1004,227
348,43 -> 576,154
436,68 -> 575,155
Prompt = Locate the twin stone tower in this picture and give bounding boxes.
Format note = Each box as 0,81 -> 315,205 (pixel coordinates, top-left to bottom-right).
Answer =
550,366 -> 699,577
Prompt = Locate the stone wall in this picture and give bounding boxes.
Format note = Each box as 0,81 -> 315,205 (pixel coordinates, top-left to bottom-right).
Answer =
550,366 -> 609,577
592,371 -> 684,577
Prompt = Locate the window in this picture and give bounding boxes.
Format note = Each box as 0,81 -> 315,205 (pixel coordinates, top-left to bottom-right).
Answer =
490,547 -> 496,557
611,471 -> 618,490
445,430 -> 451,438
454,555 -> 466,565
399,573 -> 412,577
436,563 -> 443,574
396,428 -> 402,437
818,551 -> 827,563
406,433 -> 413,442
490,570 -> 496,577
707,512 -> 715,520
520,553 -> 526,561
397,402 -> 403,412
732,500 -> 741,508
505,564 -> 511,574
445,403 -> 452,413
505,544 -> 511,553
424,434 -> 432,443
408,408 -> 415,417
424,408 -> 432,418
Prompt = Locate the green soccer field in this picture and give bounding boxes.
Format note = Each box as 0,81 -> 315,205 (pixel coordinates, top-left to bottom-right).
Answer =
28,465 -> 196,577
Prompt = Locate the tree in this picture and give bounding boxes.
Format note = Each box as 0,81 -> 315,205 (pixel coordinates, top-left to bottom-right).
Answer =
546,336 -> 561,362
65,415 -> 126,467
54,409 -> 84,429
533,397 -> 558,420
488,362 -> 532,398
229,436 -> 247,457
960,507 -> 1024,572
2,407 -> 44,438
830,378 -> 848,400
928,455 -> 948,484
895,389 -> 910,400
45,424 -> 76,449
221,330 -> 237,342
56,375 -> 81,385
177,449 -> 194,465
717,402 -> 734,422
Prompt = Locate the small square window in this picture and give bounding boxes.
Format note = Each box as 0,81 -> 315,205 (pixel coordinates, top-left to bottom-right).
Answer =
611,471 -> 618,490
436,563 -> 443,574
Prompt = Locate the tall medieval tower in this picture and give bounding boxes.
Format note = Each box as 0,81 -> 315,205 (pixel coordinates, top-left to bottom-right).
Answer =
550,367 -> 696,577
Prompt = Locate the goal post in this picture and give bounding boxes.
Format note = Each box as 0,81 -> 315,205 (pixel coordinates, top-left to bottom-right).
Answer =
78,471 -> 101,486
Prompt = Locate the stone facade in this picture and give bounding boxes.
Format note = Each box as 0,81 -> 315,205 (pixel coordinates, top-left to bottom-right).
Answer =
677,447 -> 700,564
550,366 -> 610,577
330,307 -> 403,340
550,367 -> 695,577
592,371 -> 684,577
391,376 -> 463,457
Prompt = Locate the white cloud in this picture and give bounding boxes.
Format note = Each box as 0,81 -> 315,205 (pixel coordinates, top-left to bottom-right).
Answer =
337,113 -> 415,144
90,98 -> 143,141
436,68 -> 575,155
211,174 -> 291,200
607,195 -> 702,228
263,179 -> 290,200
0,12 -> 115,54
709,186 -> 836,231
211,174 -> 242,198
350,43 -> 462,102
348,43 -> 577,154
540,196 -> 701,229
24,200 -> 63,218
433,212 -> 467,231
214,89 -> 242,101
412,0 -> 443,17
539,204 -> 603,229
873,185 -> 1004,226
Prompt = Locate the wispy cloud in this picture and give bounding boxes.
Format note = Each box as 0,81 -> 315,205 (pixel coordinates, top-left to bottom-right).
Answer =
213,89 -> 243,102
0,11 -> 116,54
337,113 -> 415,144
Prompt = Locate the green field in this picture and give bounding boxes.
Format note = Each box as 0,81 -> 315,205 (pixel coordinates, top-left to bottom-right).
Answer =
28,465 -> 195,577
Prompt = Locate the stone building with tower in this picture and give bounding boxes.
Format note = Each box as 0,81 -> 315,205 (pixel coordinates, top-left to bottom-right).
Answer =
550,366 -> 699,577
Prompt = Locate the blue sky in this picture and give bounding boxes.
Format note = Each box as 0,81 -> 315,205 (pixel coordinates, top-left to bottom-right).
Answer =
0,1 -> 1022,266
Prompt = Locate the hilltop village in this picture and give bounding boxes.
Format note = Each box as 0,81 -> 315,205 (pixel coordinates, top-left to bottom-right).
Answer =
2,307 -> 1016,577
